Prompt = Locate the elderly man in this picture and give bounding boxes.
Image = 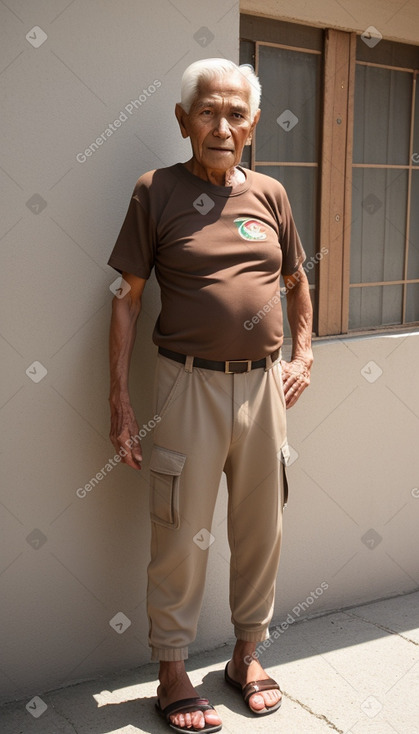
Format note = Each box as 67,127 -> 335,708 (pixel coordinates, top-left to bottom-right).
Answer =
108,58 -> 313,733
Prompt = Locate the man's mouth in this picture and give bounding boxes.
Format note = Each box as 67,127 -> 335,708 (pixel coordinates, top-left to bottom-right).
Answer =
208,147 -> 233,152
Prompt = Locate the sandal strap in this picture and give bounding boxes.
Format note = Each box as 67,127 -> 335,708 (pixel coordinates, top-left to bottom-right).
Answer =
161,696 -> 213,719
242,677 -> 280,704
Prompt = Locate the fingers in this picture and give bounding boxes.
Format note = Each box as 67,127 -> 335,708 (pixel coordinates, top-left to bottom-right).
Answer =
108,401 -> 146,469
284,379 -> 304,408
285,382 -> 303,409
122,450 -> 143,471
109,440 -> 143,470
280,359 -> 310,409
118,435 -> 143,470
110,429 -> 143,470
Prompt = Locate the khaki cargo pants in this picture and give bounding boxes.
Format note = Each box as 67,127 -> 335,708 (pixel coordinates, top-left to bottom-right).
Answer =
147,352 -> 288,662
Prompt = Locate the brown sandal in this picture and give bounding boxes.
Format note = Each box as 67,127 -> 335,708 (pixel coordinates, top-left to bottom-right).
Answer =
224,661 -> 282,716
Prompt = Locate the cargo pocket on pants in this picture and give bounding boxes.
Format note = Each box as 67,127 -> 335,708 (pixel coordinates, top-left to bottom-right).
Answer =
278,443 -> 290,509
149,445 -> 187,529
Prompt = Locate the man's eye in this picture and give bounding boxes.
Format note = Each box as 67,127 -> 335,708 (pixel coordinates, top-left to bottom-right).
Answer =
232,112 -> 244,119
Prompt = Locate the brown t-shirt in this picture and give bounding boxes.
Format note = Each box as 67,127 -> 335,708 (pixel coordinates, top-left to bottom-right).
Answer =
108,163 -> 305,360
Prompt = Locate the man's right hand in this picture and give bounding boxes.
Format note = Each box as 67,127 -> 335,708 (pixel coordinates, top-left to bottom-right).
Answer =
109,399 -> 143,470
108,272 -> 147,470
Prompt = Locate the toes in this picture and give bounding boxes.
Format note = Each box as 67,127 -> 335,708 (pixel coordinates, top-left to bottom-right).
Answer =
248,693 -> 265,711
170,713 -> 185,728
168,707 -> 221,729
205,711 -> 222,725
265,688 -> 282,707
170,711 -> 206,729
194,712 -> 206,729
192,712 -> 206,729
249,689 -> 282,712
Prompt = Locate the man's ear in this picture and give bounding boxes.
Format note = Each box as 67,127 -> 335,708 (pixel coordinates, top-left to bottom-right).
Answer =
246,108 -> 261,145
175,103 -> 190,140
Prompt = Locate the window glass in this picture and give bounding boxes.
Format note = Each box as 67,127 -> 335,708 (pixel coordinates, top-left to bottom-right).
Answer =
413,84 -> 419,168
406,283 -> 419,322
353,66 -> 411,165
356,36 -> 419,69
407,171 -> 419,280
349,285 -> 403,329
256,45 -> 320,163
239,39 -> 254,169
350,168 -> 407,284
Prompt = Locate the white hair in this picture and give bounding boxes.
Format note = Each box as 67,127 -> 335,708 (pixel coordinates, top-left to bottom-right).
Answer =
180,58 -> 261,121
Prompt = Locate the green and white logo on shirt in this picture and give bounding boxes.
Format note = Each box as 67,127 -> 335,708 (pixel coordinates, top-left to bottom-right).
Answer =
234,217 -> 268,241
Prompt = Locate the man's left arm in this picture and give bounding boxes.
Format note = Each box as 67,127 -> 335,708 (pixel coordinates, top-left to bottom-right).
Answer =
281,265 -> 313,409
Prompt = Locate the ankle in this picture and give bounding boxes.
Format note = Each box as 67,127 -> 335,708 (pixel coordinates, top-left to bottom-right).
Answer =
233,639 -> 256,658
159,660 -> 187,684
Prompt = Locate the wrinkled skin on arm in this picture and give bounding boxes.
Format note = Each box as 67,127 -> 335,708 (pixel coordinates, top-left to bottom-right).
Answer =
281,265 -> 313,409
109,272 -> 147,469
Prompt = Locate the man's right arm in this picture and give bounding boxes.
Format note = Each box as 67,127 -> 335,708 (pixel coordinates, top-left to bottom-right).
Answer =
109,271 -> 147,470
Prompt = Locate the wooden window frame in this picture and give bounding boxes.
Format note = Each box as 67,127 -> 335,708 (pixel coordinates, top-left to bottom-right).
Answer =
318,29 -> 356,336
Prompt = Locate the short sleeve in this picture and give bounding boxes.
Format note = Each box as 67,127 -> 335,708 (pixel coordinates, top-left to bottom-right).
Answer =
107,186 -> 156,279
279,188 -> 306,276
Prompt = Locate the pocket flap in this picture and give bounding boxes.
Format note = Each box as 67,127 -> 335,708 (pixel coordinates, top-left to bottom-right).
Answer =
150,445 -> 186,476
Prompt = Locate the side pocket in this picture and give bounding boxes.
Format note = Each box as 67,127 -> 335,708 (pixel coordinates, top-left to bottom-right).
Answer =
149,445 -> 187,529
272,361 -> 286,411
154,356 -> 186,420
279,443 -> 290,509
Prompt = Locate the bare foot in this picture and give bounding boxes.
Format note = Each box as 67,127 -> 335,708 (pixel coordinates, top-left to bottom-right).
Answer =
158,661 -> 222,730
228,640 -> 282,713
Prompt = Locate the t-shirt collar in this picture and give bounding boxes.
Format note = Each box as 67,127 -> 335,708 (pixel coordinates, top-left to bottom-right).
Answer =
174,162 -> 250,197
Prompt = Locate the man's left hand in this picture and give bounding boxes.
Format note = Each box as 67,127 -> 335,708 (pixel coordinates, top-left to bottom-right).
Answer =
281,358 -> 311,409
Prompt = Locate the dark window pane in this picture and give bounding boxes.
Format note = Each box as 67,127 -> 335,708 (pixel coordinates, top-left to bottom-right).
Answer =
356,35 -> 419,69
353,65 -> 411,165
256,45 -> 320,163
408,171 -> 419,280
240,38 -> 254,65
241,15 -> 323,52
256,165 -> 317,281
239,39 -> 255,169
349,285 -> 403,329
406,283 -> 419,323
413,84 -> 419,167
350,168 -> 407,283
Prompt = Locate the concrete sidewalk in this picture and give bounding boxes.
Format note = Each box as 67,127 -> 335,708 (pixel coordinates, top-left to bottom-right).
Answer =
1,590 -> 418,734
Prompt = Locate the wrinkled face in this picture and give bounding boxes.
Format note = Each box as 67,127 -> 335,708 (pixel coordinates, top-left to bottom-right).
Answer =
177,72 -> 260,173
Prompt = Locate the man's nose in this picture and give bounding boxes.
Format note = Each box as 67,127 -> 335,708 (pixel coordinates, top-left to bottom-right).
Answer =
213,117 -> 231,137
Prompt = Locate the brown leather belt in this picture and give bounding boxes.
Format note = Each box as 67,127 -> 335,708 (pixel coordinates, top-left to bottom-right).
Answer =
158,347 -> 280,374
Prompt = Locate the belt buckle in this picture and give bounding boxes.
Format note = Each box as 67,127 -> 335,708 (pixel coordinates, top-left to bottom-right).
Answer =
225,360 -> 252,374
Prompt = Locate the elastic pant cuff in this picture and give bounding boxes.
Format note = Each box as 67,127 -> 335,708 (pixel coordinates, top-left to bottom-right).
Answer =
234,626 -> 270,642
151,646 -> 189,662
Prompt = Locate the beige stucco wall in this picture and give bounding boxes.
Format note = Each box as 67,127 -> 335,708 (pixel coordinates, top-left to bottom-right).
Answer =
240,0 -> 419,46
1,0 -> 418,707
